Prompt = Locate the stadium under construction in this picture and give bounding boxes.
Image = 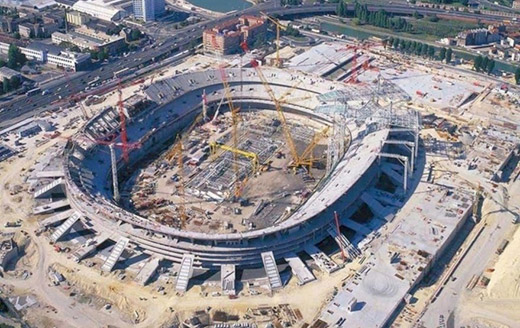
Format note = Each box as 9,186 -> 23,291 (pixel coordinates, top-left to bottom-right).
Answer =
35,64 -> 420,274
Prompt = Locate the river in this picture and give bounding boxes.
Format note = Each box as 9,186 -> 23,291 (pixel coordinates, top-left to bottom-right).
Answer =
186,0 -> 252,13
320,21 -> 517,73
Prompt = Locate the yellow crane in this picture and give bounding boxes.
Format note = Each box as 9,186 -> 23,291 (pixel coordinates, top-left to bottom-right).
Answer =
165,135 -> 187,228
218,66 -> 244,199
210,142 -> 260,173
276,81 -> 314,107
250,59 -> 301,166
164,112 -> 204,228
243,41 -> 326,172
261,12 -> 287,68
298,126 -> 330,171
210,34 -> 247,199
279,94 -> 313,106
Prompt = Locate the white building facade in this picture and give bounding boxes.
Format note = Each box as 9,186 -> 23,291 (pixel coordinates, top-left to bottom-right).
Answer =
133,0 -> 165,22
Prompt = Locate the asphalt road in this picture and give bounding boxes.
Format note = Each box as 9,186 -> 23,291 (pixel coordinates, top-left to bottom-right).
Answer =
0,1 -> 516,130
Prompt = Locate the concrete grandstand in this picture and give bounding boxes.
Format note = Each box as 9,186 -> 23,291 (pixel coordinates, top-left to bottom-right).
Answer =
40,67 -> 420,286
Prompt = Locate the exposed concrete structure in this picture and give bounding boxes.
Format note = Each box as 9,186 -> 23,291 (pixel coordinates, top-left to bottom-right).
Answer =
51,211 -> 81,242
0,233 -> 18,272
135,257 -> 161,286
261,251 -> 282,291
284,253 -> 315,285
220,264 -> 236,295
176,254 -> 195,293
101,237 -> 129,272
61,67 -> 411,269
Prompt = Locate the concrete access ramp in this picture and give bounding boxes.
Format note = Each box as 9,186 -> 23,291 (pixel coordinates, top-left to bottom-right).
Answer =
284,252 -> 315,285
175,254 -> 195,293
34,178 -> 64,198
261,251 -> 283,291
221,264 -> 236,295
51,211 -> 81,242
135,257 -> 161,286
101,237 -> 129,272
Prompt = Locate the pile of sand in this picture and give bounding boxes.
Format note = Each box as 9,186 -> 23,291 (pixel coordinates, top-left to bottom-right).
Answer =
486,226 -> 520,299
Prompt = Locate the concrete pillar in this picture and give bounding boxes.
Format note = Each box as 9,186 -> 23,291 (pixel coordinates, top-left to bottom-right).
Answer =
110,144 -> 120,203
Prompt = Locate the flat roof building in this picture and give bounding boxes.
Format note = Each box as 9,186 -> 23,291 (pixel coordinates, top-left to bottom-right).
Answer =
72,0 -> 126,22
0,41 -> 90,71
52,26 -> 125,54
66,11 -> 91,26
0,66 -> 22,81
203,15 -> 266,55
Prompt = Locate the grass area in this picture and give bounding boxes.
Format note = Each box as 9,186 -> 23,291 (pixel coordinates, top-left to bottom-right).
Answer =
496,0 -> 513,7
334,16 -> 481,40
418,0 -> 468,7
285,35 -> 309,41
410,17 -> 482,38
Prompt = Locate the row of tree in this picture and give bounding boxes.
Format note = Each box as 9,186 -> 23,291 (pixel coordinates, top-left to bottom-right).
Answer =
280,0 -> 302,5
90,48 -> 110,61
0,76 -> 21,95
385,37 -> 453,63
0,45 -> 27,70
338,2 -> 413,32
473,55 -> 495,74
284,25 -> 301,38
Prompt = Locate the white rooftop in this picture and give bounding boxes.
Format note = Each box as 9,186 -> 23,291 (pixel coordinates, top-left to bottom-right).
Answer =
286,42 -> 356,77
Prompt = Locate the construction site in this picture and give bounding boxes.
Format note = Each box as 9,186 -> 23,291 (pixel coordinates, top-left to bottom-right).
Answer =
126,109 -> 331,233
0,16 -> 519,328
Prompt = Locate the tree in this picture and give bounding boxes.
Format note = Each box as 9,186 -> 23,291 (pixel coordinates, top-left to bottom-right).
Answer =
101,48 -> 110,61
10,76 -> 20,89
446,48 -> 452,63
0,59 -> 5,68
3,77 -> 10,94
392,37 -> 400,49
337,0 -> 347,17
481,56 -> 489,72
439,47 -> 446,61
421,43 -> 428,56
284,25 -> 301,37
474,55 -> 483,71
428,45 -> 435,58
252,33 -> 266,49
486,58 -> 495,74
428,15 -> 439,22
130,29 -> 142,41
7,45 -> 26,69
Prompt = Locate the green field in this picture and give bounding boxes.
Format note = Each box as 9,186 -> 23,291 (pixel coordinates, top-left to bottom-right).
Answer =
410,18 -> 482,38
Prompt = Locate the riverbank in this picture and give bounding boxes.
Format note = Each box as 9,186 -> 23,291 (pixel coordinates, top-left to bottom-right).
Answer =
319,15 -> 519,73
182,0 -> 253,15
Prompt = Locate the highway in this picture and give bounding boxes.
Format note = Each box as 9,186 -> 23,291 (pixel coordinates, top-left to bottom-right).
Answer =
0,1 -> 517,130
